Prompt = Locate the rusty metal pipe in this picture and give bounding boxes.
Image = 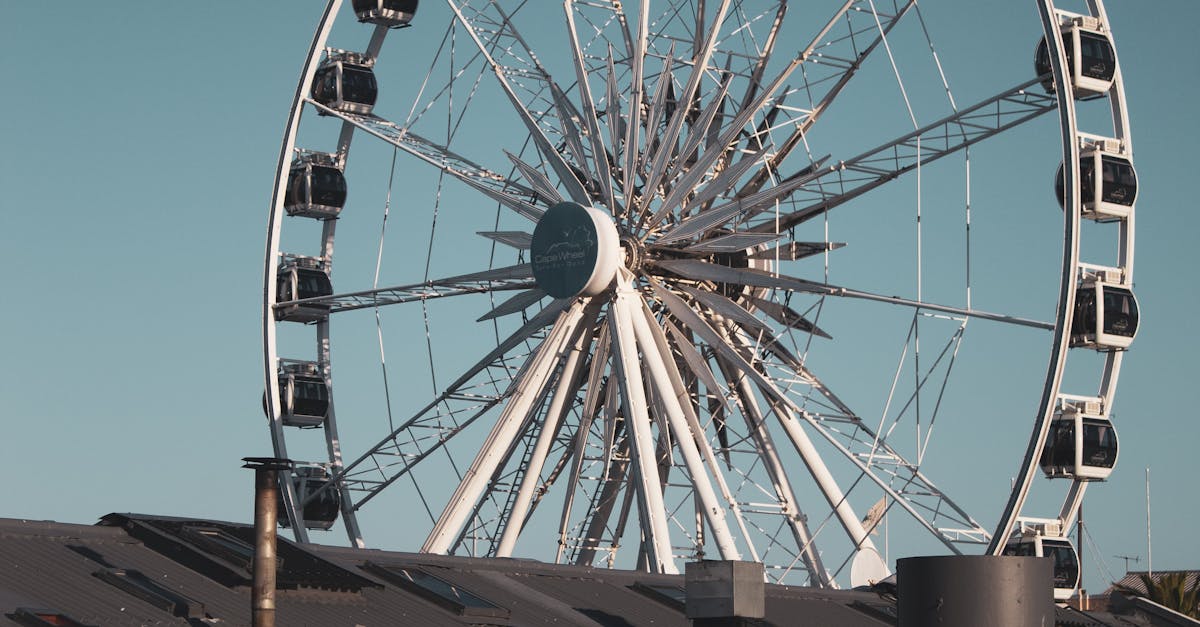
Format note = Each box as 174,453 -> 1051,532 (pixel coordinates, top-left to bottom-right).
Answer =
245,457 -> 291,627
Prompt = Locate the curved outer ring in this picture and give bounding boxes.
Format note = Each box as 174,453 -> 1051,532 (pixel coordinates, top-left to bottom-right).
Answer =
987,0 -> 1133,554
263,0 -> 360,545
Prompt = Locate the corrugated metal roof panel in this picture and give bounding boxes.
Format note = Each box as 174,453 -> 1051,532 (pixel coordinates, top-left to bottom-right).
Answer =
0,513 -> 1154,627
503,571 -> 687,627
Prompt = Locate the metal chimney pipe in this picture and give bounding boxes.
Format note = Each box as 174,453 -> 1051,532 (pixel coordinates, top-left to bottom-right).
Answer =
244,457 -> 292,627
685,560 -> 765,626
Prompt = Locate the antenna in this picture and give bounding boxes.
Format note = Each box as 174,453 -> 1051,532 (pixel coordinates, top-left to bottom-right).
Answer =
1114,555 -> 1141,573
1146,467 -> 1153,576
1077,504 -> 1084,597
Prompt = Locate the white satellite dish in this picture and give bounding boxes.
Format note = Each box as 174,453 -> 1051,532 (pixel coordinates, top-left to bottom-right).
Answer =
850,547 -> 891,588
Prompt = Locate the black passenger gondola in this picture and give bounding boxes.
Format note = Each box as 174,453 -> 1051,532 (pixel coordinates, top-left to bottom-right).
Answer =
1040,406 -> 1118,480
1035,19 -> 1117,97
278,465 -> 341,530
276,257 -> 333,323
1071,279 -> 1139,350
1003,531 -> 1080,601
1055,144 -> 1137,220
276,362 -> 329,428
352,0 -> 418,27
284,153 -> 347,219
311,54 -> 377,115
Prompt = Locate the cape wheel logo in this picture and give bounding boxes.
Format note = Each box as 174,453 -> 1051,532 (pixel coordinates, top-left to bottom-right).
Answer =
531,202 -> 619,299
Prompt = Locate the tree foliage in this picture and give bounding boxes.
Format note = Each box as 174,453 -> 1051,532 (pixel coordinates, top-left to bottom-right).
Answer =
1115,572 -> 1200,619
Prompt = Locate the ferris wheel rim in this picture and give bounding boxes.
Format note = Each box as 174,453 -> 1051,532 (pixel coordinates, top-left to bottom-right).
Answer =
263,0 -> 358,544
986,0 -> 1135,558
261,0 -> 1136,587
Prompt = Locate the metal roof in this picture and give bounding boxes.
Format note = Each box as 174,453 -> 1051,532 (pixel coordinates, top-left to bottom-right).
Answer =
0,514 -> 899,627
0,513 -> 1188,626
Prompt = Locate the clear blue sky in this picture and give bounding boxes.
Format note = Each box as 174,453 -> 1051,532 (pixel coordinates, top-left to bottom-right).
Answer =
1,1 -> 1195,591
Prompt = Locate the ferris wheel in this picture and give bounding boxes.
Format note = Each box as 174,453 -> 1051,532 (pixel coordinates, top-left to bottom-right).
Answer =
262,0 -> 1137,591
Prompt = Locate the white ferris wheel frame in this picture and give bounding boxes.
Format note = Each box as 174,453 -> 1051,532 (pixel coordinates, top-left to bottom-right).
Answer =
261,0 -> 1136,585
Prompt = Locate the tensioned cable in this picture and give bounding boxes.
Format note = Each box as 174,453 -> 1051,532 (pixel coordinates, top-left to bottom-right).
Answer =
398,18 -> 481,520
375,143 -> 436,523
716,362 -> 843,583
353,20 -> 448,522
917,324 -> 965,462
776,92 -> 831,378
913,3 -> 959,114
872,321 -> 913,468
425,20 -> 478,488
913,2 -> 971,311
1082,521 -> 1118,585
911,0 -> 973,312
869,0 -> 926,457
375,147 -> 400,436
911,1 -> 973,464
869,1 -> 919,130
412,16 -> 465,397
870,1 -> 974,472
870,321 -> 967,463
406,16 -> 452,127
421,11 -> 530,505
405,8 -> 486,128
725,0 -> 768,66
417,16 -> 492,398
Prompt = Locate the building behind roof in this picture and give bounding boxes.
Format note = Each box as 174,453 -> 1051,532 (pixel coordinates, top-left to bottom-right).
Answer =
1109,571 -> 1200,597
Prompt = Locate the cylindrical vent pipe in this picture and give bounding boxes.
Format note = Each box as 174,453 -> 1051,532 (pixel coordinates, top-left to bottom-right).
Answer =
897,555 -> 1054,627
244,457 -> 292,627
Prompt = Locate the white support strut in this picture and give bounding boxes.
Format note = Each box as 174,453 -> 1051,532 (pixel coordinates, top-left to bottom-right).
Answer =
495,309 -> 597,556
629,294 -> 742,562
423,301 -> 589,554
609,275 -> 678,574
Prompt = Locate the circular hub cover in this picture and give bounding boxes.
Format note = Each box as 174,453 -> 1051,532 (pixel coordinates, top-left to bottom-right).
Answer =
531,201 -> 619,298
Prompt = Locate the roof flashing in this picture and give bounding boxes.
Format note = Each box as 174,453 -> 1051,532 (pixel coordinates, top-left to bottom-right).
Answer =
93,568 -> 206,620
629,582 -> 687,612
98,513 -> 379,593
362,561 -> 511,620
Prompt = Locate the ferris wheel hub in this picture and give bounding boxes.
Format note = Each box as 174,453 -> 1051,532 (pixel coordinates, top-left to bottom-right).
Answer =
530,201 -> 621,298
618,233 -> 644,274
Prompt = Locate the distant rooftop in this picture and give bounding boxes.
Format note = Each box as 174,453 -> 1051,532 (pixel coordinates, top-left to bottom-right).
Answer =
1108,571 -> 1200,597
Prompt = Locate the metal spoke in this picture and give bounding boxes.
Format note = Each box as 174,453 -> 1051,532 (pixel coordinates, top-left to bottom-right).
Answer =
748,78 -> 1058,233
327,299 -> 571,510
739,0 -> 917,196
652,259 -> 1052,330
278,266 -> 535,314
476,288 -> 548,322
650,78 -> 1056,243
424,299 -> 592,553
308,101 -> 544,221
447,0 -> 592,204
